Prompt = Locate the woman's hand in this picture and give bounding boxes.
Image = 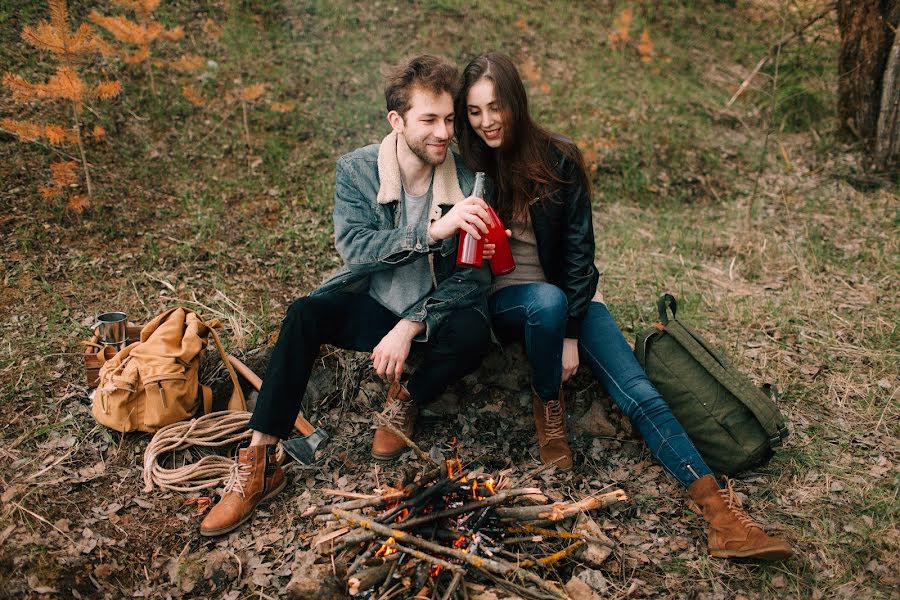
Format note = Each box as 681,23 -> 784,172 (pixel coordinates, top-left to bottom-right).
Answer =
428,196 -> 491,242
482,229 -> 511,260
562,337 -> 579,382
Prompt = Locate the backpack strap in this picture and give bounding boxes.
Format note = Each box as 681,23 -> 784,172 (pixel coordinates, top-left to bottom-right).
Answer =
663,318 -> 789,448
634,324 -> 664,367
205,323 -> 247,412
657,293 -> 677,324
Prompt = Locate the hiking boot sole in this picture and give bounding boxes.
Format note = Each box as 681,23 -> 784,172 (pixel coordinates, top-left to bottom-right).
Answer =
710,544 -> 793,560
199,476 -> 288,537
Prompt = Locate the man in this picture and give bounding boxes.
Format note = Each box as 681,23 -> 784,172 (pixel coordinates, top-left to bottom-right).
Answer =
201,55 -> 494,537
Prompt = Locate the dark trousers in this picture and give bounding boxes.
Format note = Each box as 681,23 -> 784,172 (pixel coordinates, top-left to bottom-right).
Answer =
248,292 -> 490,439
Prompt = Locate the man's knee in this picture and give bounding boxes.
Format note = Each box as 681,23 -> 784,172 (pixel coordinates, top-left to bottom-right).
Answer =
283,295 -> 326,333
438,309 -> 491,354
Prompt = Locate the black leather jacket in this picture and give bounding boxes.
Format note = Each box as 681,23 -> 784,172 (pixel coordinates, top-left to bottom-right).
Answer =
527,148 -> 600,338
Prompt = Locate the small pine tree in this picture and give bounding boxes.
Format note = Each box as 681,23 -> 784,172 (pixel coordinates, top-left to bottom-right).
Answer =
1,0 -> 121,211
89,0 -> 184,95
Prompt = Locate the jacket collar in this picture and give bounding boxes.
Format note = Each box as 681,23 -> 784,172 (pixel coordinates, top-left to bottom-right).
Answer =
376,132 -> 465,220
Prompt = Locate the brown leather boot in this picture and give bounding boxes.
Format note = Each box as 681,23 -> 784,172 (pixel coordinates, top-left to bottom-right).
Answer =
200,444 -> 286,537
372,381 -> 418,461
532,390 -> 573,470
688,475 -> 792,560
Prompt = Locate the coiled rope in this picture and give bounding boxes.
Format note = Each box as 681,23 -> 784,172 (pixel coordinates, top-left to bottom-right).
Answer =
142,410 -> 283,493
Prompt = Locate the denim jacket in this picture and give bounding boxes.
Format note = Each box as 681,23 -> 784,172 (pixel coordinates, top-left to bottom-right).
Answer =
311,133 -> 490,341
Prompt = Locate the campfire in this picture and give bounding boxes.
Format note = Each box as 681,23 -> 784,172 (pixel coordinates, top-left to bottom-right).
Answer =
303,453 -> 628,599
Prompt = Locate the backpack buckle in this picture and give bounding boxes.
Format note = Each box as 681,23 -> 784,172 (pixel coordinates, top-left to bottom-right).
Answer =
770,425 -> 789,448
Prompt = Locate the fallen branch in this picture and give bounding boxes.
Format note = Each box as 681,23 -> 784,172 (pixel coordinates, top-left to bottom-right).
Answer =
494,489 -> 627,521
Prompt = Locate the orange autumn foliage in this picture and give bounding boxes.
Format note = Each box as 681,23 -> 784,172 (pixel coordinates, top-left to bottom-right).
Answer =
171,54 -> 205,72
96,80 -> 123,99
67,194 -> 90,213
51,160 -> 78,187
637,28 -> 654,63
269,101 -> 296,113
21,0 -> 109,58
610,7 -> 633,48
181,85 -> 205,107
238,83 -> 266,103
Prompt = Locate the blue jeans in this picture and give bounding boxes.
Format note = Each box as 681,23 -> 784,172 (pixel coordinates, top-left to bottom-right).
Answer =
489,283 -> 713,487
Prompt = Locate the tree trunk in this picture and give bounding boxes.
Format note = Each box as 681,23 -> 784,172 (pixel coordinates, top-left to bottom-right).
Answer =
874,33 -> 900,170
836,0 -> 900,170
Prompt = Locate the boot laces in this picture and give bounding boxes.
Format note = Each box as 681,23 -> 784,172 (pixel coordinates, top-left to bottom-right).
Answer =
382,396 -> 414,428
543,399 -> 566,440
718,478 -> 761,529
223,460 -> 252,498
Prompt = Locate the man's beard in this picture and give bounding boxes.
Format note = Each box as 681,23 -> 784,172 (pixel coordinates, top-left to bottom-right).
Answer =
407,136 -> 446,166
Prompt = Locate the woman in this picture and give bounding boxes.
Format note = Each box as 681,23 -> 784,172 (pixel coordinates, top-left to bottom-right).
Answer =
455,52 -> 791,560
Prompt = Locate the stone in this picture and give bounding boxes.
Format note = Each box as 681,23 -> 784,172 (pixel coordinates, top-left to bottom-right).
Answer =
285,550 -> 343,599
565,575 -> 601,600
573,513 -> 614,567
575,568 -> 609,594
572,399 -> 617,437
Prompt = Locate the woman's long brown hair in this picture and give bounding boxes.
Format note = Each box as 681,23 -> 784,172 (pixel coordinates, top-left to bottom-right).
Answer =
454,52 -> 591,223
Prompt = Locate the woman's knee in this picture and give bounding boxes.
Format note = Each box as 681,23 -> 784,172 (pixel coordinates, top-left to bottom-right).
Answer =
526,285 -> 567,328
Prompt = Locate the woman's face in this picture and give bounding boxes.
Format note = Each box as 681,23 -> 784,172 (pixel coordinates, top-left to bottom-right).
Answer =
466,78 -> 504,149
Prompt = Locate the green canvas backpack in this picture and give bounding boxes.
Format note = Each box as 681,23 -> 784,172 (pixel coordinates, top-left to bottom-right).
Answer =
634,294 -> 789,475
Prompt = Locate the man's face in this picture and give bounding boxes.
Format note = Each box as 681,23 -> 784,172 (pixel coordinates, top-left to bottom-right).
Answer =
394,88 -> 455,166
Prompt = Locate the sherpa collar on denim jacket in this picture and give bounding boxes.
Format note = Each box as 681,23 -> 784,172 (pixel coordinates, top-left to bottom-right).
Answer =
375,132 -> 466,225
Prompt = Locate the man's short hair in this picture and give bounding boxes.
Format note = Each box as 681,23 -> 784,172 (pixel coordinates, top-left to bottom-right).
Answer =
385,55 -> 459,117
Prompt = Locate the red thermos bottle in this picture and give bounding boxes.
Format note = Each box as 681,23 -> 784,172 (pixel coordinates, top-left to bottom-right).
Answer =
485,206 -> 515,276
456,172 -> 486,267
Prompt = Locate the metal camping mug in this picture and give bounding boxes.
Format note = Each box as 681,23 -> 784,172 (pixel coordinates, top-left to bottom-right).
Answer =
93,312 -> 127,351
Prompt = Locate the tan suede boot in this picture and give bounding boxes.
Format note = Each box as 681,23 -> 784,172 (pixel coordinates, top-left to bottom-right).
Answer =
200,444 -> 286,537
532,389 -> 573,470
372,381 -> 418,461
688,474 -> 792,560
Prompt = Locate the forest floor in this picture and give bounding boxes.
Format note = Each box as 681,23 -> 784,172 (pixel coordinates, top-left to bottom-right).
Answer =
0,0 -> 897,598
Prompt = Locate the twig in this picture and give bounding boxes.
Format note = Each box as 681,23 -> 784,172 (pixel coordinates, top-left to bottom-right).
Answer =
511,456 -> 565,487
507,524 -> 614,547
745,4 -> 790,232
71,103 -> 93,200
241,99 -> 251,148
392,489 -> 542,531
383,540 -> 462,573
726,1 -> 836,106
374,415 -> 439,466
440,571 -> 465,600
495,489 -> 628,521
303,491 -> 404,517
11,501 -> 76,544
517,541 -> 585,567
322,488 -> 388,500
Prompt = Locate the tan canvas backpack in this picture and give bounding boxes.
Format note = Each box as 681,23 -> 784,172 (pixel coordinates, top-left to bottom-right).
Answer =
92,307 -> 246,433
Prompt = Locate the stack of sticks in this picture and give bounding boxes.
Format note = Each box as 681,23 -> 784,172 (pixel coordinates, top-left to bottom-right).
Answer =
303,460 -> 627,600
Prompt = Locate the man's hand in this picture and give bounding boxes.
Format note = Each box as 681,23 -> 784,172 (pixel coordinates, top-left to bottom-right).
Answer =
372,320 -> 425,382
562,338 -> 579,383
428,196 -> 491,242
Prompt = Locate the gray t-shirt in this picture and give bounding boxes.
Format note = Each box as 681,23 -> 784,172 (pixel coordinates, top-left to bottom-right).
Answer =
490,215 -> 547,295
369,185 -> 434,316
